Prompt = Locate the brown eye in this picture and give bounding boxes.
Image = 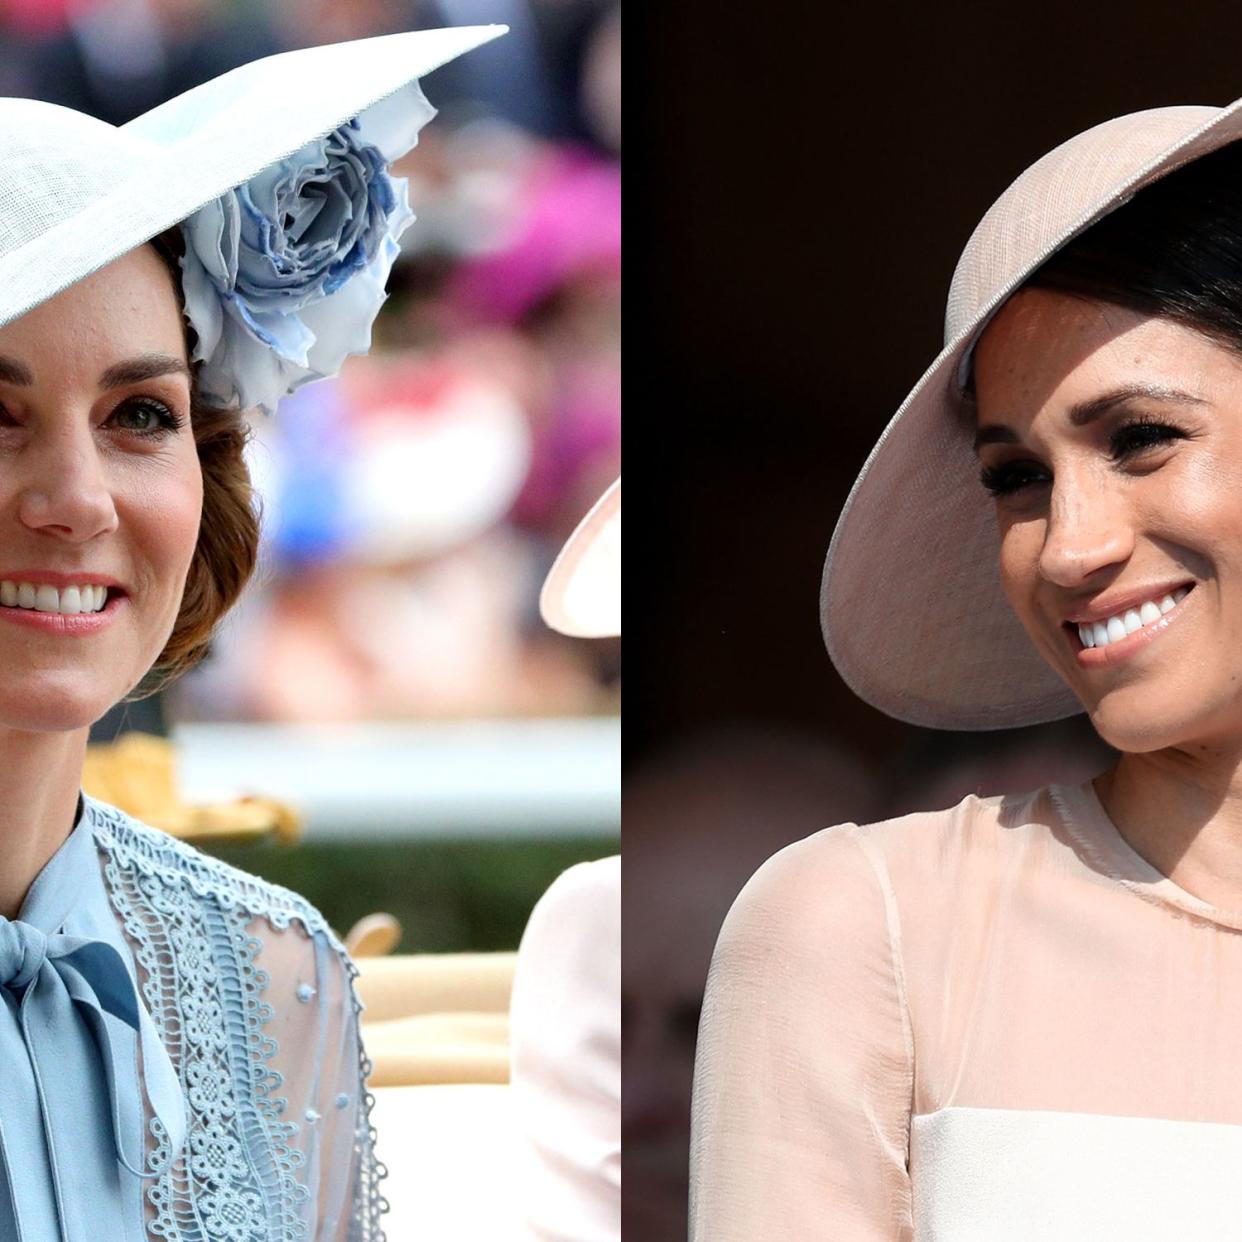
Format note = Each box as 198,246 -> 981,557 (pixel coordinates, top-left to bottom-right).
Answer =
980,460 -> 1050,498
1109,419 -> 1183,460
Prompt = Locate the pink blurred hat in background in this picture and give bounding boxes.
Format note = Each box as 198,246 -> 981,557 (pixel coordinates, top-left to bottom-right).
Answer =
821,100 -> 1242,730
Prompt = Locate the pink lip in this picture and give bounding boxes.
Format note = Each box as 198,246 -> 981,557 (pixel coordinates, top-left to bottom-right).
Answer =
1069,587 -> 1194,668
0,591 -> 124,636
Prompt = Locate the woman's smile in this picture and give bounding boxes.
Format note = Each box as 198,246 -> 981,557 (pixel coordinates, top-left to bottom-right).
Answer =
0,582 -> 127,636
972,288 -> 1242,752
1067,581 -> 1194,667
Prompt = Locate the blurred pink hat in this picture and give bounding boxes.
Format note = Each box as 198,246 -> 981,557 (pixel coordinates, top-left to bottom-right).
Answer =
446,149 -> 621,324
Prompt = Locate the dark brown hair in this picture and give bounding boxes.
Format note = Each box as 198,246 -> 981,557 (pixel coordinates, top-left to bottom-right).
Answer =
135,230 -> 261,697
1028,141 -> 1242,351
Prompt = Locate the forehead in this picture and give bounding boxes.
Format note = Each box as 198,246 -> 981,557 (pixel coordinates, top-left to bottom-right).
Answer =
0,245 -> 185,371
971,288 -> 1240,422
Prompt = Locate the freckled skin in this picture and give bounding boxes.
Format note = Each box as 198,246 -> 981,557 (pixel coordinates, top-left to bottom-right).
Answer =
0,245 -> 202,731
975,289 -> 1242,754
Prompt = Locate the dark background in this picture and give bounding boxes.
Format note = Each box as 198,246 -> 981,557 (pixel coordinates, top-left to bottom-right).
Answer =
625,7 -> 1242,1239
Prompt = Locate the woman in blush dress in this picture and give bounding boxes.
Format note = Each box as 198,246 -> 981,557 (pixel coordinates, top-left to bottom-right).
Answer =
691,100 -> 1242,1239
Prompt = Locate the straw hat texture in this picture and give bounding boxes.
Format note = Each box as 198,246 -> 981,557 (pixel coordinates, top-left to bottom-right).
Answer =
821,99 -> 1242,729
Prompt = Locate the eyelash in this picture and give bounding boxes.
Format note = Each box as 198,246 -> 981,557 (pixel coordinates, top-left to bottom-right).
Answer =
108,397 -> 187,439
979,416 -> 1186,498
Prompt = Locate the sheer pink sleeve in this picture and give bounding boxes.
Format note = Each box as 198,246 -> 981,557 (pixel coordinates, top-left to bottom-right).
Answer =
689,824 -> 914,1240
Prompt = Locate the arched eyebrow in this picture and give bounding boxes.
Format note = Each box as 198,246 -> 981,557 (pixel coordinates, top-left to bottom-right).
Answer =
98,354 -> 190,389
0,353 -> 191,390
972,383 -> 1208,455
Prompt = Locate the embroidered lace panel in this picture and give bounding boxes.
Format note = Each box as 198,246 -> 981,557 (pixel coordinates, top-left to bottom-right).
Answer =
90,799 -> 388,1241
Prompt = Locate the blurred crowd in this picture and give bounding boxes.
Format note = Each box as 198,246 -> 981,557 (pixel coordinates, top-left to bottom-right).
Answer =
0,0 -> 620,723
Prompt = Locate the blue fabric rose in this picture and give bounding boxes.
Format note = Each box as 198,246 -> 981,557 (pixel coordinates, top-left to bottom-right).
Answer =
179,87 -> 433,415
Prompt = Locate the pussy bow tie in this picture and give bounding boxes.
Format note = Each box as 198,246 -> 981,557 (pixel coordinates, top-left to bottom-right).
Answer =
0,820 -> 187,1240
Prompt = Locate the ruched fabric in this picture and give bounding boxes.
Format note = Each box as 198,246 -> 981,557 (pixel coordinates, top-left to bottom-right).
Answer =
0,800 -> 186,1241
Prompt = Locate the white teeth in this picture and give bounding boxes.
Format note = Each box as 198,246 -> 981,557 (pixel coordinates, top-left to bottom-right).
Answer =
0,580 -> 110,615
1079,587 -> 1194,649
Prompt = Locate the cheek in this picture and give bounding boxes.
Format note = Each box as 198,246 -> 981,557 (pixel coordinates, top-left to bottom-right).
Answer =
996,515 -> 1044,616
134,456 -> 203,585
1163,452 -> 1242,546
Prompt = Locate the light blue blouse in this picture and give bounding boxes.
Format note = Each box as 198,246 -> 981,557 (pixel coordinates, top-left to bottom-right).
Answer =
0,795 -> 385,1241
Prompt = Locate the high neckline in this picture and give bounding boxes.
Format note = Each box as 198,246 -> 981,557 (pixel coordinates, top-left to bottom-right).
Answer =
1053,778 -> 1242,933
18,790 -> 94,931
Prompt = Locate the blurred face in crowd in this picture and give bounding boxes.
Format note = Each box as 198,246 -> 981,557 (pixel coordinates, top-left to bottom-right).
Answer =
0,245 -> 201,733
624,850 -> 717,1242
626,737 -> 880,1242
974,288 -> 1242,755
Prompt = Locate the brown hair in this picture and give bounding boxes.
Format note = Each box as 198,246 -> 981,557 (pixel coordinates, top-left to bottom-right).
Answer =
135,230 -> 261,697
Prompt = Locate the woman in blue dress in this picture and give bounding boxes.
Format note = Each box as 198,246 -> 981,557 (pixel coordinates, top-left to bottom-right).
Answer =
0,24 -> 503,1241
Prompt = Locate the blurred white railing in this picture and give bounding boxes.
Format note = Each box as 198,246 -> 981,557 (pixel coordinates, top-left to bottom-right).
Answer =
173,717 -> 620,840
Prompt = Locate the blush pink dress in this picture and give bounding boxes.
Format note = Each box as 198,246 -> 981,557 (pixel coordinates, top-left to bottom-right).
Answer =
690,780 -> 1242,1240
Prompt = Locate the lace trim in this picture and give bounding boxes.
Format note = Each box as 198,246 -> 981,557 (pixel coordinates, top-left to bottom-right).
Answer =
88,797 -> 388,1240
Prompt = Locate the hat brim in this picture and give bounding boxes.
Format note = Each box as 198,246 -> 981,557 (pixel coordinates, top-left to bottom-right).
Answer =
0,25 -> 506,332
540,478 -> 620,638
821,98 -> 1242,729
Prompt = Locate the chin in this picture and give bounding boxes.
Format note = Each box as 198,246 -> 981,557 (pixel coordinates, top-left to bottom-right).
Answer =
1086,682 -> 1237,756
0,673 -> 133,735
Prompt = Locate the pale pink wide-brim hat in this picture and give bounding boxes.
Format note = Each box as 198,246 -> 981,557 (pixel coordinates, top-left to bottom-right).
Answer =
541,478 -> 620,638
821,100 -> 1242,730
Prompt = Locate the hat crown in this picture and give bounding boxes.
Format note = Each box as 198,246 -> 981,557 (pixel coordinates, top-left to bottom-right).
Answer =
944,105 -> 1219,347
0,101 -> 142,261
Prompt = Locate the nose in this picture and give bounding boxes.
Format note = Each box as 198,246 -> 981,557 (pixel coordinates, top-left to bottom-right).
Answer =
1037,468 -> 1134,588
15,419 -> 119,543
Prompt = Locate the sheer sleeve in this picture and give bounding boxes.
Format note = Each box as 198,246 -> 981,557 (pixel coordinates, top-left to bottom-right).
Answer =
689,824 -> 914,1241
253,917 -> 386,1241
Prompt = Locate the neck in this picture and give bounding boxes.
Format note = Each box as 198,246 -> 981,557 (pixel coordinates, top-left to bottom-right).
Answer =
1096,743 -> 1242,907
0,728 -> 88,920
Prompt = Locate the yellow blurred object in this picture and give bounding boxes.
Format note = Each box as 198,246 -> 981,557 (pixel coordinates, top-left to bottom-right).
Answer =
364,1012 -> 510,1085
354,951 -> 517,1022
82,732 -> 302,845
355,952 -> 517,1086
345,912 -> 403,957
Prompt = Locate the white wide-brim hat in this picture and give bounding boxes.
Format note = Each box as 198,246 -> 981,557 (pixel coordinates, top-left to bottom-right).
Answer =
0,24 -> 504,372
821,100 -> 1242,730
540,478 -> 620,638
